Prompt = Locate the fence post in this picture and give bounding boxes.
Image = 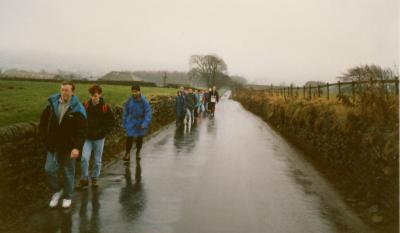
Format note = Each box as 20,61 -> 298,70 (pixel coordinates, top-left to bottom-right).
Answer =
326,82 -> 329,100
396,77 -> 399,95
352,81 -> 355,103
309,85 -> 312,100
338,81 -> 341,96
303,86 -> 306,99
297,86 -> 299,97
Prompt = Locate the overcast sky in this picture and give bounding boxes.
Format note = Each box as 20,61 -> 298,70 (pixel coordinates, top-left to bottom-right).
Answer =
0,0 -> 398,84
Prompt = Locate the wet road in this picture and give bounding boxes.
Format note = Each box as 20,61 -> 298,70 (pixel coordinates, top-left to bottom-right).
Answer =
14,91 -> 373,233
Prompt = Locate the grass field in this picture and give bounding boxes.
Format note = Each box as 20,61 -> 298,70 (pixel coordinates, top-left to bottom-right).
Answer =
0,80 -> 177,127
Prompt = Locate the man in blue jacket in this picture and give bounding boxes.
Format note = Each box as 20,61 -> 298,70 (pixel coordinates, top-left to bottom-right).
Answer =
122,85 -> 152,161
39,80 -> 87,208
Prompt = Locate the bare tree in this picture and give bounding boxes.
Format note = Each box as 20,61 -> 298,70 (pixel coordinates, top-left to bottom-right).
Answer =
337,64 -> 396,81
189,54 -> 227,87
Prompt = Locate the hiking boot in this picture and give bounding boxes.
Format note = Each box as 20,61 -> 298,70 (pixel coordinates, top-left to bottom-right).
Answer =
91,178 -> 98,188
49,190 -> 63,208
76,179 -> 89,190
62,199 -> 72,208
123,152 -> 130,161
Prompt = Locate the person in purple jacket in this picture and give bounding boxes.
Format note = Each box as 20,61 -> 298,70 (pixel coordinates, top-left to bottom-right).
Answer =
122,85 -> 152,161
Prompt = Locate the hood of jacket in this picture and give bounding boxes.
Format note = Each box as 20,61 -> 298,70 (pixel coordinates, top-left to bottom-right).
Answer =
48,93 -> 87,119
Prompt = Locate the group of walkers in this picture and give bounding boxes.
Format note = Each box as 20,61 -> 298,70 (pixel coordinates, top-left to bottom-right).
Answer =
38,80 -> 219,209
175,86 -> 220,128
39,81 -> 152,209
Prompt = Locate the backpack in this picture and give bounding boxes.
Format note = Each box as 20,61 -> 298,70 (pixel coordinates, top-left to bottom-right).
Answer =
84,100 -> 109,113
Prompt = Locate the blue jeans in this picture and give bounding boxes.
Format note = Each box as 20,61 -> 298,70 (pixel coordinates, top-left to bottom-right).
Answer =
185,108 -> 194,124
81,138 -> 105,180
45,152 -> 76,199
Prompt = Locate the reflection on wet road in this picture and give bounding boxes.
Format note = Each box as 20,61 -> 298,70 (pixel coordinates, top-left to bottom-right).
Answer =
15,91 -> 373,233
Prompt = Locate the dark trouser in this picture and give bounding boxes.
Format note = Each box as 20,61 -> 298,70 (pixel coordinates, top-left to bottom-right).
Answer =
209,102 -> 216,113
176,112 -> 185,127
126,136 -> 143,154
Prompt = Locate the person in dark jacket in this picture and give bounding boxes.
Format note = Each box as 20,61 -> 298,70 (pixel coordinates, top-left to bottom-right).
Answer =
179,86 -> 186,97
185,88 -> 196,125
208,86 -> 219,116
122,85 -> 152,161
77,84 -> 114,189
203,89 -> 209,115
39,80 -> 87,208
175,90 -> 186,128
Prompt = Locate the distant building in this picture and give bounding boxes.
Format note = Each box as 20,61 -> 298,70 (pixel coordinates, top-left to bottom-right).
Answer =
99,71 -> 143,82
100,70 -> 192,87
132,71 -> 191,87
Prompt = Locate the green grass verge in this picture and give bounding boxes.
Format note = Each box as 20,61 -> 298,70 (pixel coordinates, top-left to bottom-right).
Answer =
0,80 -> 177,127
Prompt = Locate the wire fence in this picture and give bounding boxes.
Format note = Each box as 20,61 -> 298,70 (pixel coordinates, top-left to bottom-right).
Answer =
248,78 -> 399,103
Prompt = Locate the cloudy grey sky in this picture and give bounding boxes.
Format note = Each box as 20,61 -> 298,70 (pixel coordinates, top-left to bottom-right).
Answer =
0,0 -> 398,84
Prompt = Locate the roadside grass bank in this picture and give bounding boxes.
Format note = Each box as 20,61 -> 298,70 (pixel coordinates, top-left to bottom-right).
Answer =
0,79 -> 177,127
233,87 -> 399,233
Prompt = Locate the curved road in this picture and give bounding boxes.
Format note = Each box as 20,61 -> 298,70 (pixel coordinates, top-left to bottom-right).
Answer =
14,91 -> 373,233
